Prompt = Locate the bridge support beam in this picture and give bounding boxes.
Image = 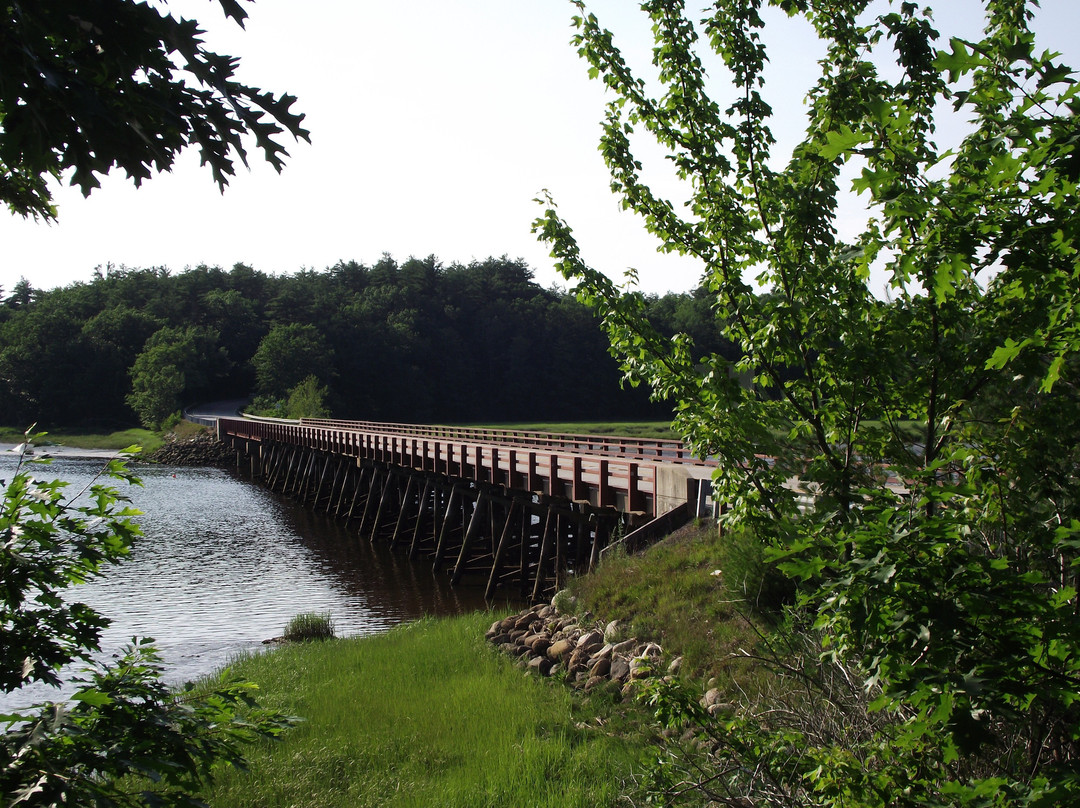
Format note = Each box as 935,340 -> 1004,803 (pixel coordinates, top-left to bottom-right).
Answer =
225,435 -> 634,602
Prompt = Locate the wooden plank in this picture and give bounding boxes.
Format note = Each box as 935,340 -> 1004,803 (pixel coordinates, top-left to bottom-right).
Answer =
531,506 -> 557,602
369,468 -> 397,542
357,465 -> 384,536
432,484 -> 463,570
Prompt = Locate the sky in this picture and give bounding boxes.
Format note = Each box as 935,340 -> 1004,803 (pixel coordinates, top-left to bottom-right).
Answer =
2,0 -> 1078,297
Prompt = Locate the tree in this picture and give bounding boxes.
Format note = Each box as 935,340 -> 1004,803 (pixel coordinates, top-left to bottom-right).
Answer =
536,1 -> 1080,805
1,444 -> 291,806
251,323 -> 334,400
2,279 -> 38,309
127,325 -> 229,429
81,305 -> 167,417
285,375 -> 330,419
1,0 -> 309,220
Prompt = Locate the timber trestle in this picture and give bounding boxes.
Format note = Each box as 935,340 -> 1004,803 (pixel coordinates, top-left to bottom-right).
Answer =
219,417 -> 714,602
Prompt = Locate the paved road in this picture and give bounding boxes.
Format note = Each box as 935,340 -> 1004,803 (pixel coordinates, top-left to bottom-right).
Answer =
184,399 -> 249,424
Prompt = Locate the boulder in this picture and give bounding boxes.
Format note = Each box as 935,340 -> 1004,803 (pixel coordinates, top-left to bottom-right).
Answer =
576,630 -> 604,650
629,656 -> 653,680
527,636 -> 552,656
589,656 -> 612,678
527,655 -> 553,676
609,655 -> 631,683
546,639 -> 575,661
584,675 -> 607,692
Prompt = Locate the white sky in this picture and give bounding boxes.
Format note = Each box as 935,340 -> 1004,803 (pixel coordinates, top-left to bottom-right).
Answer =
1,0 -> 1077,297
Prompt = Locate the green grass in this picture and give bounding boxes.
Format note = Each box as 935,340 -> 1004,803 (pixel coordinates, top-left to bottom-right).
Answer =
566,521 -> 777,689
0,426 -> 164,454
203,612 -> 646,808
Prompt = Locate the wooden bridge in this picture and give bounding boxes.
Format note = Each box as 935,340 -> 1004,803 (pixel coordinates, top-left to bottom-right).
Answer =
217,417 -> 715,602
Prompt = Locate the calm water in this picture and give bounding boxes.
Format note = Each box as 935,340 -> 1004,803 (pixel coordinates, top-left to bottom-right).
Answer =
1,452 -> 494,709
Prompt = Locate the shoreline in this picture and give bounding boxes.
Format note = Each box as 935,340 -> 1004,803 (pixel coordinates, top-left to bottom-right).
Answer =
1,443 -> 122,460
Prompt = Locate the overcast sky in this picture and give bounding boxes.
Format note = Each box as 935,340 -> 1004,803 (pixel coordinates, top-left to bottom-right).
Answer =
2,0 -> 1077,297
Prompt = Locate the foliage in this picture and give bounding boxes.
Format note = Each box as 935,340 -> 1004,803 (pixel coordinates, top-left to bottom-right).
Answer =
284,375 -> 331,419
536,0 -> 1080,804
281,611 -> 335,642
1,438 -> 291,806
126,326 -> 229,429
0,0 -> 309,220
0,258 -> 676,428
251,323 -> 334,400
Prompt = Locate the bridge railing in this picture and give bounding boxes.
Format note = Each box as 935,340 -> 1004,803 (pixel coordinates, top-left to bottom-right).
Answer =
219,416 -> 668,515
297,418 -> 714,465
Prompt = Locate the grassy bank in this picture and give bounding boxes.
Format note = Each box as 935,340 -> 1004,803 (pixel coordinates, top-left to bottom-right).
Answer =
0,420 -> 218,455
198,524 -> 779,807
203,612 -> 647,808
0,425 -> 164,454
564,520 -> 783,689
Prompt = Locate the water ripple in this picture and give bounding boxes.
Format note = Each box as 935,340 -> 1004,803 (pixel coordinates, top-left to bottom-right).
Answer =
1,456 -> 490,709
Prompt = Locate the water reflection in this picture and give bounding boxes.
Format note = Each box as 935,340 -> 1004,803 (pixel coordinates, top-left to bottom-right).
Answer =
1,453 -> 501,709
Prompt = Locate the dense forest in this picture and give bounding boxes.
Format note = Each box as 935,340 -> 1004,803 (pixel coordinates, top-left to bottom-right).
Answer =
0,256 -> 727,429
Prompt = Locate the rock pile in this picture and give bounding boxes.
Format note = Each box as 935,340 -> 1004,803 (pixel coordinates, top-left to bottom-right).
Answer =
486,598 -> 680,697
146,433 -> 235,466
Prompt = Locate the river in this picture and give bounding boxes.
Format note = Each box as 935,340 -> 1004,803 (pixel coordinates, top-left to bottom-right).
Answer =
1,450 -> 494,709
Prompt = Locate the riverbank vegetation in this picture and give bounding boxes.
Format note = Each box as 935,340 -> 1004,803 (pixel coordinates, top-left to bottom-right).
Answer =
0,425 -> 164,453
201,613 -> 646,808
475,420 -> 680,441
192,522 -> 787,808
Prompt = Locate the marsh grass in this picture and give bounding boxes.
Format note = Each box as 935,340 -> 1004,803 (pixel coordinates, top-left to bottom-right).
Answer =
282,611 -> 335,642
204,613 -> 645,808
0,426 -> 163,453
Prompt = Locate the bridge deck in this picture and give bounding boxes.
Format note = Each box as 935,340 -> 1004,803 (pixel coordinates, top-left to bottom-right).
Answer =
218,417 -> 714,517
216,416 -> 716,601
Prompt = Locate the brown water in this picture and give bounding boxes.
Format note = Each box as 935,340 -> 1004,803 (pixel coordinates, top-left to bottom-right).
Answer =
1,454 -> 498,709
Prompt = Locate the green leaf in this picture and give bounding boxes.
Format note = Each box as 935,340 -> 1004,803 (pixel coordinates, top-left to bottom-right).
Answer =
819,126 -> 871,161
70,689 -> 114,707
985,338 -> 1023,370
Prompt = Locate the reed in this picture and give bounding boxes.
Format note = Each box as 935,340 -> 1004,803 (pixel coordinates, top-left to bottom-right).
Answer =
203,612 -> 644,808
282,611 -> 335,642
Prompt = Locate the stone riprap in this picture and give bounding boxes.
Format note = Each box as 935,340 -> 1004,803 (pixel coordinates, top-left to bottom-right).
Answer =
146,432 -> 234,466
485,599 -> 681,697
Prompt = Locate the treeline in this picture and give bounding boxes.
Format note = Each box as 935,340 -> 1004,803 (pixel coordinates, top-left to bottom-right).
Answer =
0,256 -> 728,429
